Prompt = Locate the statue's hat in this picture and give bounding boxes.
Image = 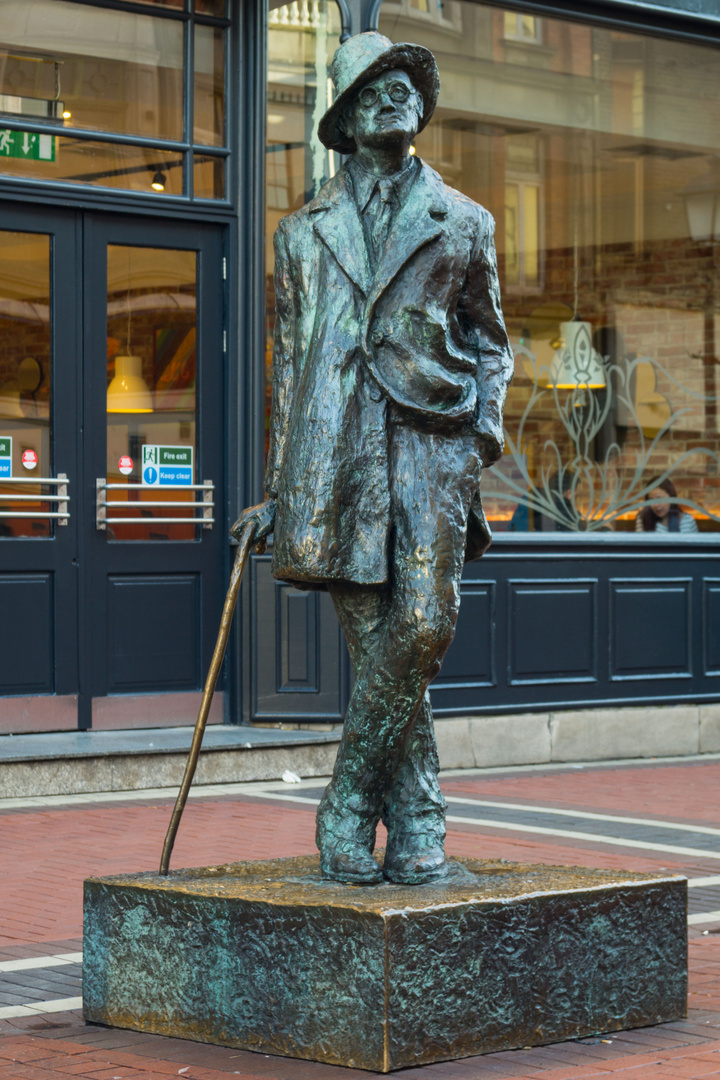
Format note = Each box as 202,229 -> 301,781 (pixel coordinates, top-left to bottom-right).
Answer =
318,31 -> 439,155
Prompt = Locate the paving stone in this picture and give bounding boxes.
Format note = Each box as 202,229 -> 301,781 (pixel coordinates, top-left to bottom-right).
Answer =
3,759 -> 720,1078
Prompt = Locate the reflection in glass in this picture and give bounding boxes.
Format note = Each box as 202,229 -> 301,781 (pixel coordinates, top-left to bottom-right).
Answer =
193,154 -> 225,199
194,25 -> 225,146
0,0 -> 184,140
0,231 -> 51,538
0,138 -> 183,195
377,1 -> 720,533
106,246 -> 197,541
195,0 -> 226,13
265,0 -> 341,456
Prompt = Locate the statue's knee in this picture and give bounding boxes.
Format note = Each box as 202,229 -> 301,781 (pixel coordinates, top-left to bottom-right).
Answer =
397,612 -> 455,673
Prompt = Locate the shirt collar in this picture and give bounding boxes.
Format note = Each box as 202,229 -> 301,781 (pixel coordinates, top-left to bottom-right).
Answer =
347,154 -> 419,214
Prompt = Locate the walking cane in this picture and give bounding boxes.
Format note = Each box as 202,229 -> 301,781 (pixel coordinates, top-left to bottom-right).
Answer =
159,519 -> 256,875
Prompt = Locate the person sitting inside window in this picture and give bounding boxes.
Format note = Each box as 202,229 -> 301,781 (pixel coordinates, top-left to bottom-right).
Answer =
635,477 -> 698,534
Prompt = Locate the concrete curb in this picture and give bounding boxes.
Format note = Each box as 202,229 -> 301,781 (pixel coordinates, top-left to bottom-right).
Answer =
434,703 -> 720,769
2,703 -> 719,798
0,740 -> 342,799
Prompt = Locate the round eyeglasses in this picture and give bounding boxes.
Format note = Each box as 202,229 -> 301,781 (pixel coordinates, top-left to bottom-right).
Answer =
357,82 -> 413,108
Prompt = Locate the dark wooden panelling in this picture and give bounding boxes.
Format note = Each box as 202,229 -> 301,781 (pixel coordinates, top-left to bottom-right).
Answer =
433,583 -> 494,703
247,545 -> 720,721
0,574 -> 53,694
107,575 -> 200,692
702,579 -> 720,676
509,580 -> 596,685
280,588 -> 319,690
252,556 -> 348,720
610,579 -> 691,680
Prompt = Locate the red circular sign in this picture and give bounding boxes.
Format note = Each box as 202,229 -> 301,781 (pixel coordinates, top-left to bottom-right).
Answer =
21,449 -> 38,470
118,455 -> 134,476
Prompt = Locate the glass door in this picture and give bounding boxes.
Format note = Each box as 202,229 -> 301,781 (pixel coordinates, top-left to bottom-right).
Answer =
0,206 -> 226,733
82,215 -> 226,730
0,206 -> 79,732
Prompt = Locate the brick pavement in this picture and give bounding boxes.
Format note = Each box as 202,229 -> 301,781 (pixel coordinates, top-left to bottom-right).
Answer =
2,757 -> 720,1078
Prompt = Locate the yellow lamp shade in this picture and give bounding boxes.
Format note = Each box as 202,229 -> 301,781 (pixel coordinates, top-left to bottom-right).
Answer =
107,356 -> 153,413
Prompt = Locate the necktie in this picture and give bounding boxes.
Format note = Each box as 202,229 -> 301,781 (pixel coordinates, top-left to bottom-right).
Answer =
369,178 -> 396,266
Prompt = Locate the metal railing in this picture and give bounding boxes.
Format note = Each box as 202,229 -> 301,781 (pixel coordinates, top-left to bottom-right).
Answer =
0,473 -> 69,524
96,478 -> 214,531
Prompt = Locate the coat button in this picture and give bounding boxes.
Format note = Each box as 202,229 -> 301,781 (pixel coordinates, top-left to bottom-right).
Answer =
370,328 -> 385,347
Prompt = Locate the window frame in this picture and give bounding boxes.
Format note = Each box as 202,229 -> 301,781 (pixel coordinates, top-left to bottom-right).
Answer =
0,0 -> 231,204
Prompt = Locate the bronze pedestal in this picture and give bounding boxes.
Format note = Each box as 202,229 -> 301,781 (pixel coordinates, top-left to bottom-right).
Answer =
83,855 -> 687,1071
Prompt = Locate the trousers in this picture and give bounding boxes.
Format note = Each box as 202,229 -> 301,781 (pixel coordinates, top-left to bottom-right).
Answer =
315,415 -> 483,855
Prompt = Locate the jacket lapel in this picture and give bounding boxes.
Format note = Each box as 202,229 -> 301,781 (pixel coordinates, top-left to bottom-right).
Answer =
367,162 -> 448,311
311,168 -> 371,297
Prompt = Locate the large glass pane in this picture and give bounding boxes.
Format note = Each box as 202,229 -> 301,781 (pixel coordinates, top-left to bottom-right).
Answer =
193,152 -> 225,199
0,137 -> 183,194
0,0 -> 184,141
194,24 -> 225,146
0,231 -> 51,538
265,0 -> 342,457
106,246 -> 197,541
379,1 -> 720,534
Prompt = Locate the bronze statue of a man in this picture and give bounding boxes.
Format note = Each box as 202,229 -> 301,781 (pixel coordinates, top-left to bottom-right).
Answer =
237,32 -> 513,885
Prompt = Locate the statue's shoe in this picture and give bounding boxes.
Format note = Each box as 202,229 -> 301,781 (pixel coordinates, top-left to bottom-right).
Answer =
382,846 -> 449,885
320,840 -> 383,884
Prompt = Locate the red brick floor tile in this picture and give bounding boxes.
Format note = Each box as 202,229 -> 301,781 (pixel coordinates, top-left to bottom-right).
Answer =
4,759 -> 720,1079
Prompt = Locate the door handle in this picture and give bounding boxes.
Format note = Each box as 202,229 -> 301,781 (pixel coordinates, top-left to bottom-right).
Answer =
96,478 -> 214,530
0,473 -> 69,525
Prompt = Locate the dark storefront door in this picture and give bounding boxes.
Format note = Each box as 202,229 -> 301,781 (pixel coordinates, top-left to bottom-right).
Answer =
0,206 -> 226,733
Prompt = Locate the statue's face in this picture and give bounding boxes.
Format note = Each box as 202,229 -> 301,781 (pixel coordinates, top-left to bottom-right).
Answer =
342,69 -> 422,150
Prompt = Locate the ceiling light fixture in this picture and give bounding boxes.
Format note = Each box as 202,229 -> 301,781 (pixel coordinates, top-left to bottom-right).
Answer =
107,356 -> 154,413
151,170 -> 166,192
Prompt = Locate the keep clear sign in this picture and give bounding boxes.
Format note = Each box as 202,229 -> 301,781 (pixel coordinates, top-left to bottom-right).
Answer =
0,436 -> 11,478
142,445 -> 193,486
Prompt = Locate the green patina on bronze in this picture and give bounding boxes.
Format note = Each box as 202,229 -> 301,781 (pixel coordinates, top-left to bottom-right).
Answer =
83,855 -> 687,1071
232,32 -> 515,886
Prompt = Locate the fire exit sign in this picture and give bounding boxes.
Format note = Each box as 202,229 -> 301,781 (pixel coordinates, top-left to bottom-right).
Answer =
0,130 -> 56,161
0,436 -> 11,478
142,444 -> 193,486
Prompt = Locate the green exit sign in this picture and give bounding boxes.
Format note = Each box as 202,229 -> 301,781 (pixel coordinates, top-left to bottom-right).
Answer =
0,130 -> 56,162
159,446 -> 192,466
0,437 -> 11,457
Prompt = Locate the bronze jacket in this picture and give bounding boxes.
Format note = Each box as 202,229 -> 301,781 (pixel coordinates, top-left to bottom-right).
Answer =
266,159 -> 514,587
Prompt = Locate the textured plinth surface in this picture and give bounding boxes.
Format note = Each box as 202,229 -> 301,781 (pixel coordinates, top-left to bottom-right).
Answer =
83,855 -> 687,1072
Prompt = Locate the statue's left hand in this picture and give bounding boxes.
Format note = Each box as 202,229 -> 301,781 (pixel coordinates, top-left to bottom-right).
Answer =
230,498 -> 277,554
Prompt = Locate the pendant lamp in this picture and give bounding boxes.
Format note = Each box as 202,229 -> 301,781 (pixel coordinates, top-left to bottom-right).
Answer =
107,356 -> 153,413
544,321 -> 607,391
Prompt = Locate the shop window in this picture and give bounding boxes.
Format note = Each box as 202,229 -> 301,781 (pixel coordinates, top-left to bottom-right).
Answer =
379,0 -> 462,32
504,133 -> 543,291
0,0 -> 228,200
264,0 -> 342,457
503,12 -> 541,42
377,1 -> 720,535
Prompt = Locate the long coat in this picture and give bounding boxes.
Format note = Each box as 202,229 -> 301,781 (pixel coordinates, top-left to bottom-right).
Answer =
266,159 -> 514,587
